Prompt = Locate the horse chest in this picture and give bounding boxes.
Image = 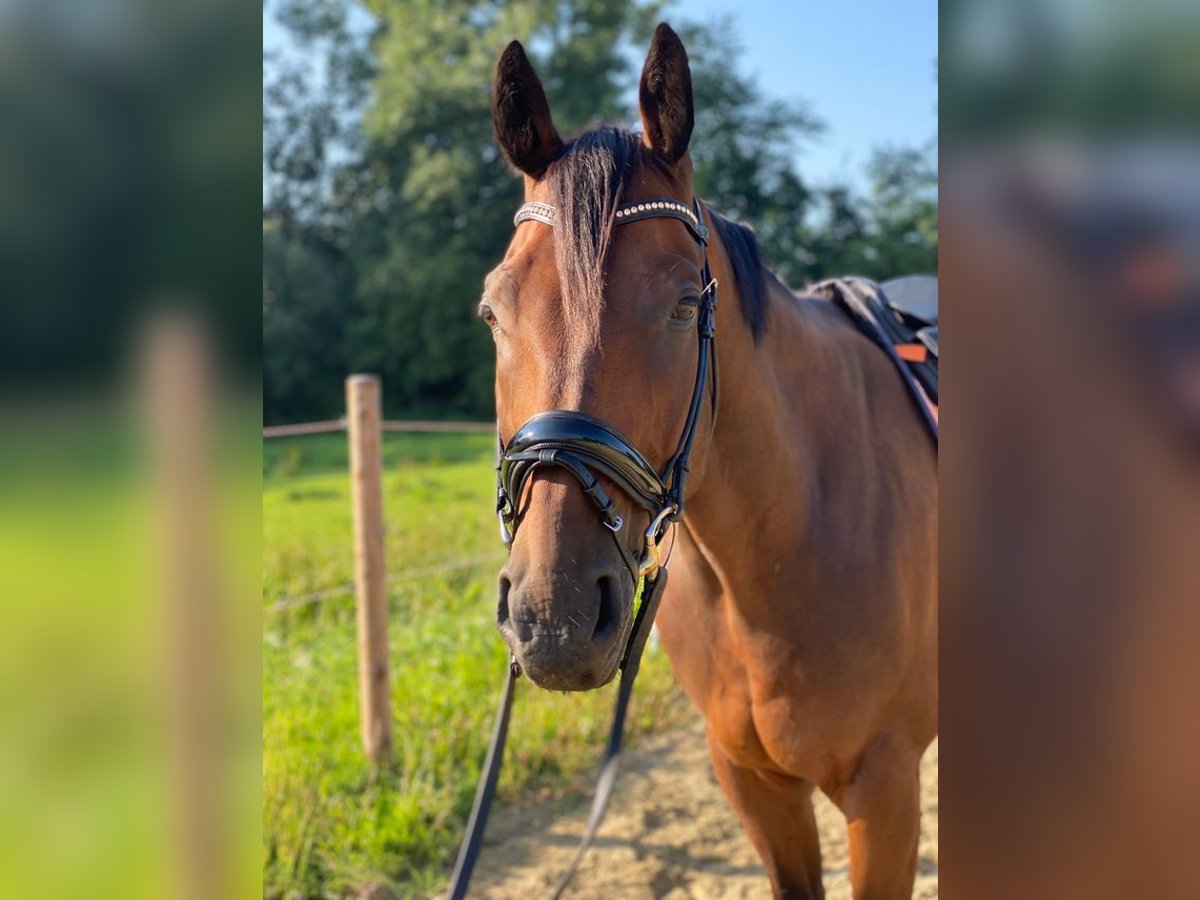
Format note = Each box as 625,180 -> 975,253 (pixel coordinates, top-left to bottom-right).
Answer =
658,597 -> 848,775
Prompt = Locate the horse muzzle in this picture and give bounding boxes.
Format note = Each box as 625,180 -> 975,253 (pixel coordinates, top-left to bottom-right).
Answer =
496,558 -> 634,691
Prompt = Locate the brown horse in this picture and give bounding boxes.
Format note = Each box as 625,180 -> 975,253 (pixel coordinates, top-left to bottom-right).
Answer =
483,24 -> 937,899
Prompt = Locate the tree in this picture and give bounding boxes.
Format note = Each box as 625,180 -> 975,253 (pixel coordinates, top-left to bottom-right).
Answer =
861,144 -> 938,276
342,0 -> 662,417
262,0 -> 938,422
262,0 -> 376,421
680,19 -> 826,287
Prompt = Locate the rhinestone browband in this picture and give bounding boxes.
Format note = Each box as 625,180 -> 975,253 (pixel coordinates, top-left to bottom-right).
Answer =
514,196 -> 708,245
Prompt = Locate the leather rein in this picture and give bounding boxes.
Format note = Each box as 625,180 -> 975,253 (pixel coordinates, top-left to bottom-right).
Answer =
446,196 -> 718,899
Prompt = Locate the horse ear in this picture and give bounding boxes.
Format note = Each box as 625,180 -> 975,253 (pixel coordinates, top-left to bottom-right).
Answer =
638,23 -> 694,164
492,41 -> 562,178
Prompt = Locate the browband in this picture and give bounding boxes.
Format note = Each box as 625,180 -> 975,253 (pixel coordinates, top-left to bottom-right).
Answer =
515,196 -> 709,245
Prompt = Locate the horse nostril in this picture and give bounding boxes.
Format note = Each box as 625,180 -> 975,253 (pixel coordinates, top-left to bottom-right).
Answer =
497,574 -> 512,627
593,573 -> 619,641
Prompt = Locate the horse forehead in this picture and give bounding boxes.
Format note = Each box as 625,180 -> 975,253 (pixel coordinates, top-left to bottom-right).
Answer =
499,247 -> 555,306
500,206 -> 700,341
611,230 -> 699,280
605,226 -> 705,301
497,237 -> 559,306
506,236 -> 696,323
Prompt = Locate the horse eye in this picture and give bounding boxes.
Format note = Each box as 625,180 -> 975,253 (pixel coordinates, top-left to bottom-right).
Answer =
478,303 -> 499,331
671,297 -> 699,323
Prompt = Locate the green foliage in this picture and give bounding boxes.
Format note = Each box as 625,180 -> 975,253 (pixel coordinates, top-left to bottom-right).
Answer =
262,0 -> 938,421
262,432 -> 690,897
340,0 -> 663,420
682,19 -> 824,284
860,144 -> 938,276
263,225 -> 356,421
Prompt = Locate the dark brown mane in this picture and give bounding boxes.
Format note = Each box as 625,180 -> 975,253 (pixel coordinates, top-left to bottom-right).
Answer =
545,125 -> 770,344
707,210 -> 769,341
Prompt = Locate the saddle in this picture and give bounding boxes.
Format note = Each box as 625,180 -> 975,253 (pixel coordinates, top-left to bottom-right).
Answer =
810,275 -> 939,439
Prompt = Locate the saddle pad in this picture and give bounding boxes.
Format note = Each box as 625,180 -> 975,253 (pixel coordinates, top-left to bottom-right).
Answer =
810,276 -> 939,442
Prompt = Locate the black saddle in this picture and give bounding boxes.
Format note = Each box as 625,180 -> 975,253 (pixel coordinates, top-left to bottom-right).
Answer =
810,275 -> 939,432
881,275 -> 938,325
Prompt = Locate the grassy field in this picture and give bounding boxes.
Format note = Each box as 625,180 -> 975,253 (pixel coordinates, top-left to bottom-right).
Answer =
263,432 -> 691,898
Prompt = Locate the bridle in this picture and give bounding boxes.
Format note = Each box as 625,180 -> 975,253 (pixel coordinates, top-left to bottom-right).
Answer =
447,195 -> 720,900
496,195 -> 719,590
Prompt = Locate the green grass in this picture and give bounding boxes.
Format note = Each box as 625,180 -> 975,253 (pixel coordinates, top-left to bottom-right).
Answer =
263,432 -> 690,898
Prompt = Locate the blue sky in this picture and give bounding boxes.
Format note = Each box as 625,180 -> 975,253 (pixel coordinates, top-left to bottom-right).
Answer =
264,0 -> 937,188
674,0 -> 938,186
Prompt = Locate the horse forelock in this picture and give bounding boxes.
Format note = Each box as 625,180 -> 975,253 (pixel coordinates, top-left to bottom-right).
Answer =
543,125 -> 770,352
546,127 -> 642,352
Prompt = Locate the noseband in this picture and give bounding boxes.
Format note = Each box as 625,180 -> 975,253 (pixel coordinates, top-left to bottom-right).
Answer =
496,196 -> 719,587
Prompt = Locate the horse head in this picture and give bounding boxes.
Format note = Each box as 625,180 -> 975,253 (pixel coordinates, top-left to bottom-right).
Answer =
484,25 -> 717,691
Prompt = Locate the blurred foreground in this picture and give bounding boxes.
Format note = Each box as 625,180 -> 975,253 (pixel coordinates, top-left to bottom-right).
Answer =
942,1 -> 1200,897
0,1 -> 260,898
942,147 -> 1200,899
0,317 -> 262,900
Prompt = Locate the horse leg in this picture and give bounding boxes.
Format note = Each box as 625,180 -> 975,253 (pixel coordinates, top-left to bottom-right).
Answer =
706,730 -> 825,899
825,735 -> 921,900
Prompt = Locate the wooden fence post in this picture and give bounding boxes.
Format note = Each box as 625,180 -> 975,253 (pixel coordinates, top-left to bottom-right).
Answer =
346,374 -> 392,766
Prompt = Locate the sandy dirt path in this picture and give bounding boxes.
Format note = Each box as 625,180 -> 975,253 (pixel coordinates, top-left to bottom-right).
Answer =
466,715 -> 938,899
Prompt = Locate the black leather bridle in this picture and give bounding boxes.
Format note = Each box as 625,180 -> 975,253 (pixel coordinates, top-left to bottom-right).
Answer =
496,195 -> 718,587
447,196 -> 719,899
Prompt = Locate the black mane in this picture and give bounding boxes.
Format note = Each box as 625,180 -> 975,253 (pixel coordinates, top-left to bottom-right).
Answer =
706,209 -> 769,341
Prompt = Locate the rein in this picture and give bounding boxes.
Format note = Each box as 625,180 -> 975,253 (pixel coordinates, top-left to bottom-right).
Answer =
446,196 -> 718,899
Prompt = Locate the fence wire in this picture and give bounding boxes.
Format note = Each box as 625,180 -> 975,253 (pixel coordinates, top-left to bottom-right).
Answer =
264,553 -> 505,617
263,419 -> 346,438
263,418 -> 494,438
264,417 -> 503,618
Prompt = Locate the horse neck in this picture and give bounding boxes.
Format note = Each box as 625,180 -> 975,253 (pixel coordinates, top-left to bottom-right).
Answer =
680,249 -> 840,588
